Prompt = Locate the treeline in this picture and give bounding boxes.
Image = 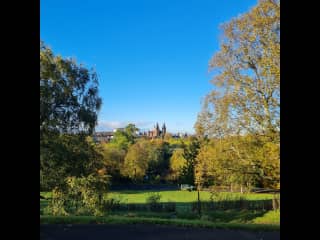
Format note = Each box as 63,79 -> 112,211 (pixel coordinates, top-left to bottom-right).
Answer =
98,125 -> 196,185
93,124 -> 279,191
40,0 -> 280,193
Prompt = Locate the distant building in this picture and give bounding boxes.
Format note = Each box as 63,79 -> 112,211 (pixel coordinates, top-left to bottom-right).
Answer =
145,122 -> 166,139
93,122 -> 176,142
93,131 -> 114,143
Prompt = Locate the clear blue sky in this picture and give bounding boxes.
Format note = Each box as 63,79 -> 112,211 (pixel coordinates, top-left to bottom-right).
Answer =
40,0 -> 257,134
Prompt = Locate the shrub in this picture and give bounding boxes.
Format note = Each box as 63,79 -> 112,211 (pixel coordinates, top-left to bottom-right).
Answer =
146,193 -> 162,212
45,174 -> 110,216
44,187 -> 69,216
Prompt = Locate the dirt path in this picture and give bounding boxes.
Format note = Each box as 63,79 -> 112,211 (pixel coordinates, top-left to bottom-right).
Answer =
40,224 -> 280,240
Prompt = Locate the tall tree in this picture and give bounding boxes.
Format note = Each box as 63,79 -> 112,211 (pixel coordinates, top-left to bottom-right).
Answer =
100,143 -> 126,183
168,148 -> 186,182
146,140 -> 171,182
194,140 -> 217,189
40,134 -> 104,190
195,0 -> 280,142
121,140 -> 151,181
110,124 -> 139,151
194,0 -> 280,191
40,41 -> 101,136
40,41 -> 102,190
180,137 -> 201,185
124,123 -> 139,144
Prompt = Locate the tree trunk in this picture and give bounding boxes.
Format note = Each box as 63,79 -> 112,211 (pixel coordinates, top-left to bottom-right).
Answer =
197,189 -> 201,218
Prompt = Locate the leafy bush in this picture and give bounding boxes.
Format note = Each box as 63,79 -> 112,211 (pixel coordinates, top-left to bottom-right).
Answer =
44,187 -> 69,216
45,174 -> 110,216
146,193 -> 162,212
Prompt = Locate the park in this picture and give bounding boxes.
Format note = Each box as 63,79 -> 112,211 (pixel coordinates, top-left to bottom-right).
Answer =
40,0 -> 280,239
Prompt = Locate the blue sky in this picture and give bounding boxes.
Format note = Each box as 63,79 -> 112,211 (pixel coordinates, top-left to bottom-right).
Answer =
40,0 -> 257,133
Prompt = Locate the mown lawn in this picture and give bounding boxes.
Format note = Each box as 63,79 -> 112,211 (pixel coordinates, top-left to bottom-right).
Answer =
40,190 -> 279,228
41,190 -> 275,203
106,190 -> 274,203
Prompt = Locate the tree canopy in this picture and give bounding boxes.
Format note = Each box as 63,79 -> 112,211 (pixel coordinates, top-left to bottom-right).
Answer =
194,0 -> 280,190
40,41 -> 103,190
195,0 -> 280,142
40,41 -> 102,136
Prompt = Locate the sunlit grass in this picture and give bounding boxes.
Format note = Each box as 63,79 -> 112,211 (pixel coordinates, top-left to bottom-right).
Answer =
105,190 -> 274,204
251,210 -> 280,225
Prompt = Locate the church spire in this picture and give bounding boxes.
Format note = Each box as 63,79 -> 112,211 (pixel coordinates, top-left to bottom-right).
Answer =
156,122 -> 160,137
161,122 -> 166,139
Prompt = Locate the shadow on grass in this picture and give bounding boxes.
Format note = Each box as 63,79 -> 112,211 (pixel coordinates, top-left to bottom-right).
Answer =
102,199 -> 275,224
110,208 -> 268,222
107,199 -> 274,211
207,210 -> 268,223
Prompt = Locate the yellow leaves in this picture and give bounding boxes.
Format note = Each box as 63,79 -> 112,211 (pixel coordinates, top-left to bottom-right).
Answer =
97,167 -> 107,176
200,0 -> 279,138
169,148 -> 186,180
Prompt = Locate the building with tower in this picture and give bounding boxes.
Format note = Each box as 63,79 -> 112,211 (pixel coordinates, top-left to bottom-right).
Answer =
146,122 -> 166,139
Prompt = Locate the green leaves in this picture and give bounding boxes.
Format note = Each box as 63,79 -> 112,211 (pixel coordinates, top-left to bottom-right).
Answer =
40,41 -> 101,135
40,133 -> 104,191
46,174 -> 110,216
193,0 -> 280,190
196,0 -> 280,139
194,135 -> 279,190
40,41 -> 103,190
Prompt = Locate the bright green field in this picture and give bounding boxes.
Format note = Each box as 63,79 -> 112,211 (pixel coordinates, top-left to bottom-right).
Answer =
105,190 -> 274,204
41,190 -> 274,203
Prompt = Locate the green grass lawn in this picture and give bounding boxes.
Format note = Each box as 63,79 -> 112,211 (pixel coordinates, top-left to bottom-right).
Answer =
42,190 -> 274,203
40,190 -> 279,228
106,190 -> 274,203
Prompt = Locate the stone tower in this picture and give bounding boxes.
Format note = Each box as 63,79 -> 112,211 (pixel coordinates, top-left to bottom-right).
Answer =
155,122 -> 160,137
161,123 -> 166,139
